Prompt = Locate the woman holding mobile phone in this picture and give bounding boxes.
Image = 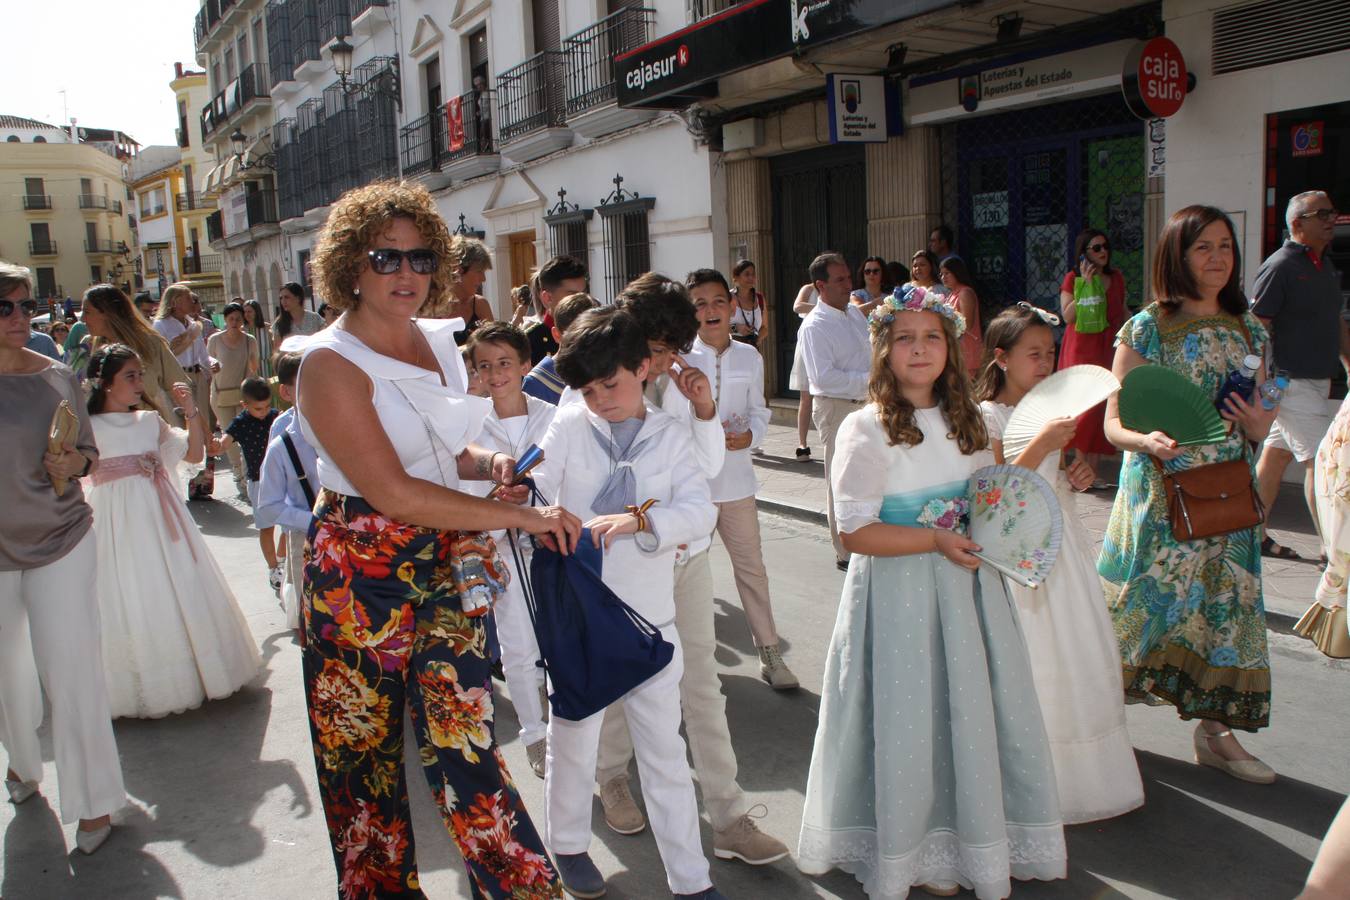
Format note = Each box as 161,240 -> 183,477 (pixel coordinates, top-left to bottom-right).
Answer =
1058,228 -> 1129,487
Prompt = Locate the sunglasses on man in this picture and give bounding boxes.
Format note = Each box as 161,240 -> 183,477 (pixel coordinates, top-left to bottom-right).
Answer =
367,248 -> 439,275
1297,208 -> 1339,222
0,299 -> 39,318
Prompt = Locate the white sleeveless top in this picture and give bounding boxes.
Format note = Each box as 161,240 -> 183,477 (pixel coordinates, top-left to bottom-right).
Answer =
296,318 -> 491,496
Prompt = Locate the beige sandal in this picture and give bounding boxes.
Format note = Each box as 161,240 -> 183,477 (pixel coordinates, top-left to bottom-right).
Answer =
1193,724 -> 1276,784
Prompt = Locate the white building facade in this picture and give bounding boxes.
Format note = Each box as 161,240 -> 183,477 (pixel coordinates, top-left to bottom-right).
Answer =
394,0 -> 722,313
1161,0 -> 1350,295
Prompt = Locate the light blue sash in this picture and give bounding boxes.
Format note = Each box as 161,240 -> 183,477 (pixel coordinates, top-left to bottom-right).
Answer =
877,480 -> 969,527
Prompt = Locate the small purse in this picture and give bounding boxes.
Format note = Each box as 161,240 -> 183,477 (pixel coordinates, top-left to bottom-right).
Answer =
1153,455 -> 1263,541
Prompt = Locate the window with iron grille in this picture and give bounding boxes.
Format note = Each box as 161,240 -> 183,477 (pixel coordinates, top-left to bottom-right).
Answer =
543,188 -> 592,271
267,0 -> 293,87
291,0 -> 321,70
596,177 -> 654,300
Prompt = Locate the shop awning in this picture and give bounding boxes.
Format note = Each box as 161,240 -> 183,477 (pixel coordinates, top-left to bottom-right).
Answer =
200,164 -> 220,195
614,0 -> 951,110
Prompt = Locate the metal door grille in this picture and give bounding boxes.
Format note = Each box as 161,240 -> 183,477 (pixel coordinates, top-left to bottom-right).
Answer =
769,144 -> 867,396
939,94 -> 1146,324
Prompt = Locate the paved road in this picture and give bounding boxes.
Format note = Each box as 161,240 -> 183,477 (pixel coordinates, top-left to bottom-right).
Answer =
3,471 -> 1347,899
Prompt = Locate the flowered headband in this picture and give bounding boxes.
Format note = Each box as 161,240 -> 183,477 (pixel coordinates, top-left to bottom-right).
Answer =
868,284 -> 966,337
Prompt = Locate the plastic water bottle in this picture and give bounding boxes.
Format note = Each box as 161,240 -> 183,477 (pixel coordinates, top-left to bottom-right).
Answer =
1259,371 -> 1290,410
1214,354 -> 1261,413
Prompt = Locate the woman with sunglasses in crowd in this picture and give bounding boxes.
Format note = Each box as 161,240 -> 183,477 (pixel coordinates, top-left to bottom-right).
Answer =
296,180 -> 579,897
0,261 -> 126,856
850,255 -> 892,316
1058,228 -> 1130,486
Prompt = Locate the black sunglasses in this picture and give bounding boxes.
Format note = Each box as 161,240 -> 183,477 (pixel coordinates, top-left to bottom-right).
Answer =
367,248 -> 439,275
1087,242 -> 1109,253
863,267 -> 882,274
1297,208 -> 1338,222
0,299 -> 39,318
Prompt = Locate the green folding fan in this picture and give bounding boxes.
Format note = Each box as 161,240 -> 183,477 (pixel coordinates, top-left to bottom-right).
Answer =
1118,365 -> 1228,447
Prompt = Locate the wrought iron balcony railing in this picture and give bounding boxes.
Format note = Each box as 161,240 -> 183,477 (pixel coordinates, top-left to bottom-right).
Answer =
79,194 -> 108,210
23,194 -> 52,210
497,52 -> 567,143
29,240 -> 58,255
440,89 -> 495,162
566,6 -> 654,115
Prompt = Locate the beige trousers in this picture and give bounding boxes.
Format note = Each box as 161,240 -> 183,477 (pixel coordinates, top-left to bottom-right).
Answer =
812,396 -> 860,560
714,495 -> 778,647
595,550 -> 746,830
212,400 -> 244,478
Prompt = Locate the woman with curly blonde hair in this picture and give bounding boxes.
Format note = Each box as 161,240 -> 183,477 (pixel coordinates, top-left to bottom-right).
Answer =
295,180 -> 578,898
798,286 -> 1067,899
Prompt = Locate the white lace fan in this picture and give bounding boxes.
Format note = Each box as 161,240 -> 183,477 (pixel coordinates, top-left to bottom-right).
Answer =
1000,365 -> 1120,461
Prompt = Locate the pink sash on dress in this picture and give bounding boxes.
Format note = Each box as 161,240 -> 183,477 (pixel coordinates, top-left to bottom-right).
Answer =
90,452 -> 198,560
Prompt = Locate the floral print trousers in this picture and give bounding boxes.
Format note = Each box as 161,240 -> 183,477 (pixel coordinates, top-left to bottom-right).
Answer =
302,491 -> 562,899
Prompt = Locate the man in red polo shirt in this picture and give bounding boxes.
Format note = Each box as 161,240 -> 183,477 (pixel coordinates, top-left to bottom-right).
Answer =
1253,190 -> 1345,560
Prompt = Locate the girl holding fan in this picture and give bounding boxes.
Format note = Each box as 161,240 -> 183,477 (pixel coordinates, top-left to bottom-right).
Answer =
798,285 -> 1066,899
978,304 -> 1144,824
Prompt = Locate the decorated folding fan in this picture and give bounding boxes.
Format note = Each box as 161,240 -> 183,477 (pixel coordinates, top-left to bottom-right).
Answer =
1001,365 -> 1121,460
967,465 -> 1063,588
1118,365 -> 1227,446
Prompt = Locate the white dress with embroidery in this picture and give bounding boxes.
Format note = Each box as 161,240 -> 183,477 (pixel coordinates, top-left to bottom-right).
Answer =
797,404 -> 1066,899
87,411 -> 261,718
982,400 -> 1144,824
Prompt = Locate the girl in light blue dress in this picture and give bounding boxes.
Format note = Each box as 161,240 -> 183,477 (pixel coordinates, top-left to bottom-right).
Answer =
797,286 -> 1067,899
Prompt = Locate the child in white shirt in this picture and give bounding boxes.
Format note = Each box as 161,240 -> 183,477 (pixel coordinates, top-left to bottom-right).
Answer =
464,323 -> 556,779
533,306 -> 725,900
687,268 -> 797,689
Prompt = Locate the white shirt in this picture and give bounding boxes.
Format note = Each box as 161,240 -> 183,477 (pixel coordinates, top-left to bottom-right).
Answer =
533,401 -> 717,626
799,299 -> 870,401
559,371 -> 725,555
296,317 -> 486,497
464,396 -> 557,505
154,316 -> 210,369
690,337 -> 770,502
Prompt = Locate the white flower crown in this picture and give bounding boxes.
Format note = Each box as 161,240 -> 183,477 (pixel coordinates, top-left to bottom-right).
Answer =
868,284 -> 966,338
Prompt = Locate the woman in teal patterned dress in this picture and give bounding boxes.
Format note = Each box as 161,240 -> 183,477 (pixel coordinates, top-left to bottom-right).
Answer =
1099,205 -> 1280,783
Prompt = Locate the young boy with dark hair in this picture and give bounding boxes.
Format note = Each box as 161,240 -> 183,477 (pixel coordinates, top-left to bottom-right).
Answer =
533,307 -> 725,900
523,255 -> 589,365
523,291 -> 599,404
686,268 -> 797,689
220,375 -> 282,592
587,273 -> 791,868
464,322 -> 556,778
256,352 -> 318,633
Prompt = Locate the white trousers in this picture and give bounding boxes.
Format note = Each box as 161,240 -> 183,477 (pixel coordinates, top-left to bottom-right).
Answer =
0,531 -> 126,823
544,630 -> 711,895
813,396 -> 859,561
496,543 -> 546,746
596,551 -> 746,831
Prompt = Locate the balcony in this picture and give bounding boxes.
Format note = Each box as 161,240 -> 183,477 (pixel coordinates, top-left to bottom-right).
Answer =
267,0 -> 294,89
317,0 -> 350,47
291,0 -> 322,77
79,194 -> 109,210
690,0 -> 745,20
111,199 -> 123,215
400,112 -> 440,177
246,189 -> 280,229
206,210 -> 224,244
350,0 -> 388,36
29,240 -> 58,256
237,63 -> 271,111
564,6 -> 658,139
497,51 -> 572,163
85,239 -> 122,254
182,253 -> 222,275
23,194 -> 52,211
439,89 -> 499,180
176,192 -> 202,211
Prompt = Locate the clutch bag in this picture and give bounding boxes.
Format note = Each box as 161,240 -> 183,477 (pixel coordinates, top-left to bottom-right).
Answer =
48,401 -> 80,497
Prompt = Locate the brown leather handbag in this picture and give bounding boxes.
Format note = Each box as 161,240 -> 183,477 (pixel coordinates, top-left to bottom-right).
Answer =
1153,455 -> 1264,541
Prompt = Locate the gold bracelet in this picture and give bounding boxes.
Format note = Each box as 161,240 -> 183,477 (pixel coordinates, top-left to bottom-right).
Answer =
624,498 -> 658,533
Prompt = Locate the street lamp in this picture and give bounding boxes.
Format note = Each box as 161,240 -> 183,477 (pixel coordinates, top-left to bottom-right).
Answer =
230,127 -> 276,170
327,31 -> 401,111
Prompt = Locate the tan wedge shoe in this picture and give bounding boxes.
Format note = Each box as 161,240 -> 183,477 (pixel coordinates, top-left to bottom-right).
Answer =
1193,725 -> 1276,784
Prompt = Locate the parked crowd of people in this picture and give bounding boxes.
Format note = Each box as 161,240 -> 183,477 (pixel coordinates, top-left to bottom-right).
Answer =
1,181 -> 1347,900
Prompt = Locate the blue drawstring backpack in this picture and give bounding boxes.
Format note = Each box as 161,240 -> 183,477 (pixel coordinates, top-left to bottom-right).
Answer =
508,517 -> 673,722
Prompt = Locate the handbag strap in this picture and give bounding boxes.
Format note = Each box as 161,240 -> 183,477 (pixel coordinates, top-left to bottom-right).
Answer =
282,433 -> 317,507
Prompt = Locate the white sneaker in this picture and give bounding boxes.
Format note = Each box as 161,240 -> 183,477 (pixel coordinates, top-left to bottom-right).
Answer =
268,565 -> 284,596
